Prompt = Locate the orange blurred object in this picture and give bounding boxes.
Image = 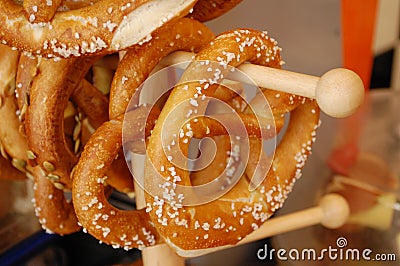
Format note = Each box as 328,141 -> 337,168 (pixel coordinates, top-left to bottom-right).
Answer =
328,0 -> 377,175
341,0 -> 378,90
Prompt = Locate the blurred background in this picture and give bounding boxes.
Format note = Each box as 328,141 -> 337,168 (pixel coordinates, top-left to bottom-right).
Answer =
207,0 -> 400,89
1,0 -> 399,265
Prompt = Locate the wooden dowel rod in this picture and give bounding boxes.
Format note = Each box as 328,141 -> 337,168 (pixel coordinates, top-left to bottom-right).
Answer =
160,51 -> 365,118
131,136 -> 185,264
239,206 -> 323,245
175,194 -> 350,258
142,244 -> 185,266
161,51 -> 318,98
237,64 -> 318,99
131,154 -> 146,209
239,193 -> 350,246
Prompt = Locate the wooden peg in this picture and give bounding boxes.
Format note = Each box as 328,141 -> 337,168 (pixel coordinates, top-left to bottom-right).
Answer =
160,51 -> 365,118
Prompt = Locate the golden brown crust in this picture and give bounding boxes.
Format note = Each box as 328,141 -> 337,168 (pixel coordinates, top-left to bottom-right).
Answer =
0,0 -> 327,256
0,0 -> 198,59
21,56 -> 95,234
32,166 -> 81,234
15,54 -> 39,120
190,0 -> 243,22
25,56 -> 97,189
22,0 -> 62,23
22,0 -> 104,23
109,18 -> 215,119
71,79 -> 109,128
0,4 -> 323,254
143,29 -> 320,255
72,113 -> 159,250
242,90 -> 308,184
21,53 -> 135,234
18,50 -> 135,193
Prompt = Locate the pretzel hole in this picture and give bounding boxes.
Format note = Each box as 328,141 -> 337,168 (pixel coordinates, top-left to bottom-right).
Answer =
187,137 -> 217,171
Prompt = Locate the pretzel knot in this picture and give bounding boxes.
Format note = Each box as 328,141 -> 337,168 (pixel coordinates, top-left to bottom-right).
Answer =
137,29 -> 320,256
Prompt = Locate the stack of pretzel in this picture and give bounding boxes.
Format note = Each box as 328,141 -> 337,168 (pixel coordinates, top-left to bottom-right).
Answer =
0,0 -> 347,258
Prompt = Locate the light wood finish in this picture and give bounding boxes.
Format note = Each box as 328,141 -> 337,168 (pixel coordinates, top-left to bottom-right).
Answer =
160,51 -> 365,118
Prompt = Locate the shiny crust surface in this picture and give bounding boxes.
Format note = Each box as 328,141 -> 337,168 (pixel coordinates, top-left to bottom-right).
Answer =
190,0 -> 242,22
143,29 -> 320,255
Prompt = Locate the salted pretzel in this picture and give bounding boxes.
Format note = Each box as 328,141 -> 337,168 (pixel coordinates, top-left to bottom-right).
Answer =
24,56 -> 98,188
0,0 -> 198,59
18,56 -> 92,234
72,18 -> 215,250
143,29 -> 320,256
189,81 -> 246,186
21,0 -> 241,25
18,52 -> 136,234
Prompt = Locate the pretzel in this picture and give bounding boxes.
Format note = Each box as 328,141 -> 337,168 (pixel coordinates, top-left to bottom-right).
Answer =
72,18 -> 215,250
0,44 -> 36,180
143,29 -> 320,257
24,56 -> 96,188
18,52 -> 138,234
190,0 -> 243,22
19,56 -> 88,234
0,0 -> 360,259
0,0 -> 198,59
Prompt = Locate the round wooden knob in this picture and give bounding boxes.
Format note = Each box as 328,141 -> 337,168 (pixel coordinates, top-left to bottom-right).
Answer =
316,68 -> 365,118
320,193 -> 350,229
